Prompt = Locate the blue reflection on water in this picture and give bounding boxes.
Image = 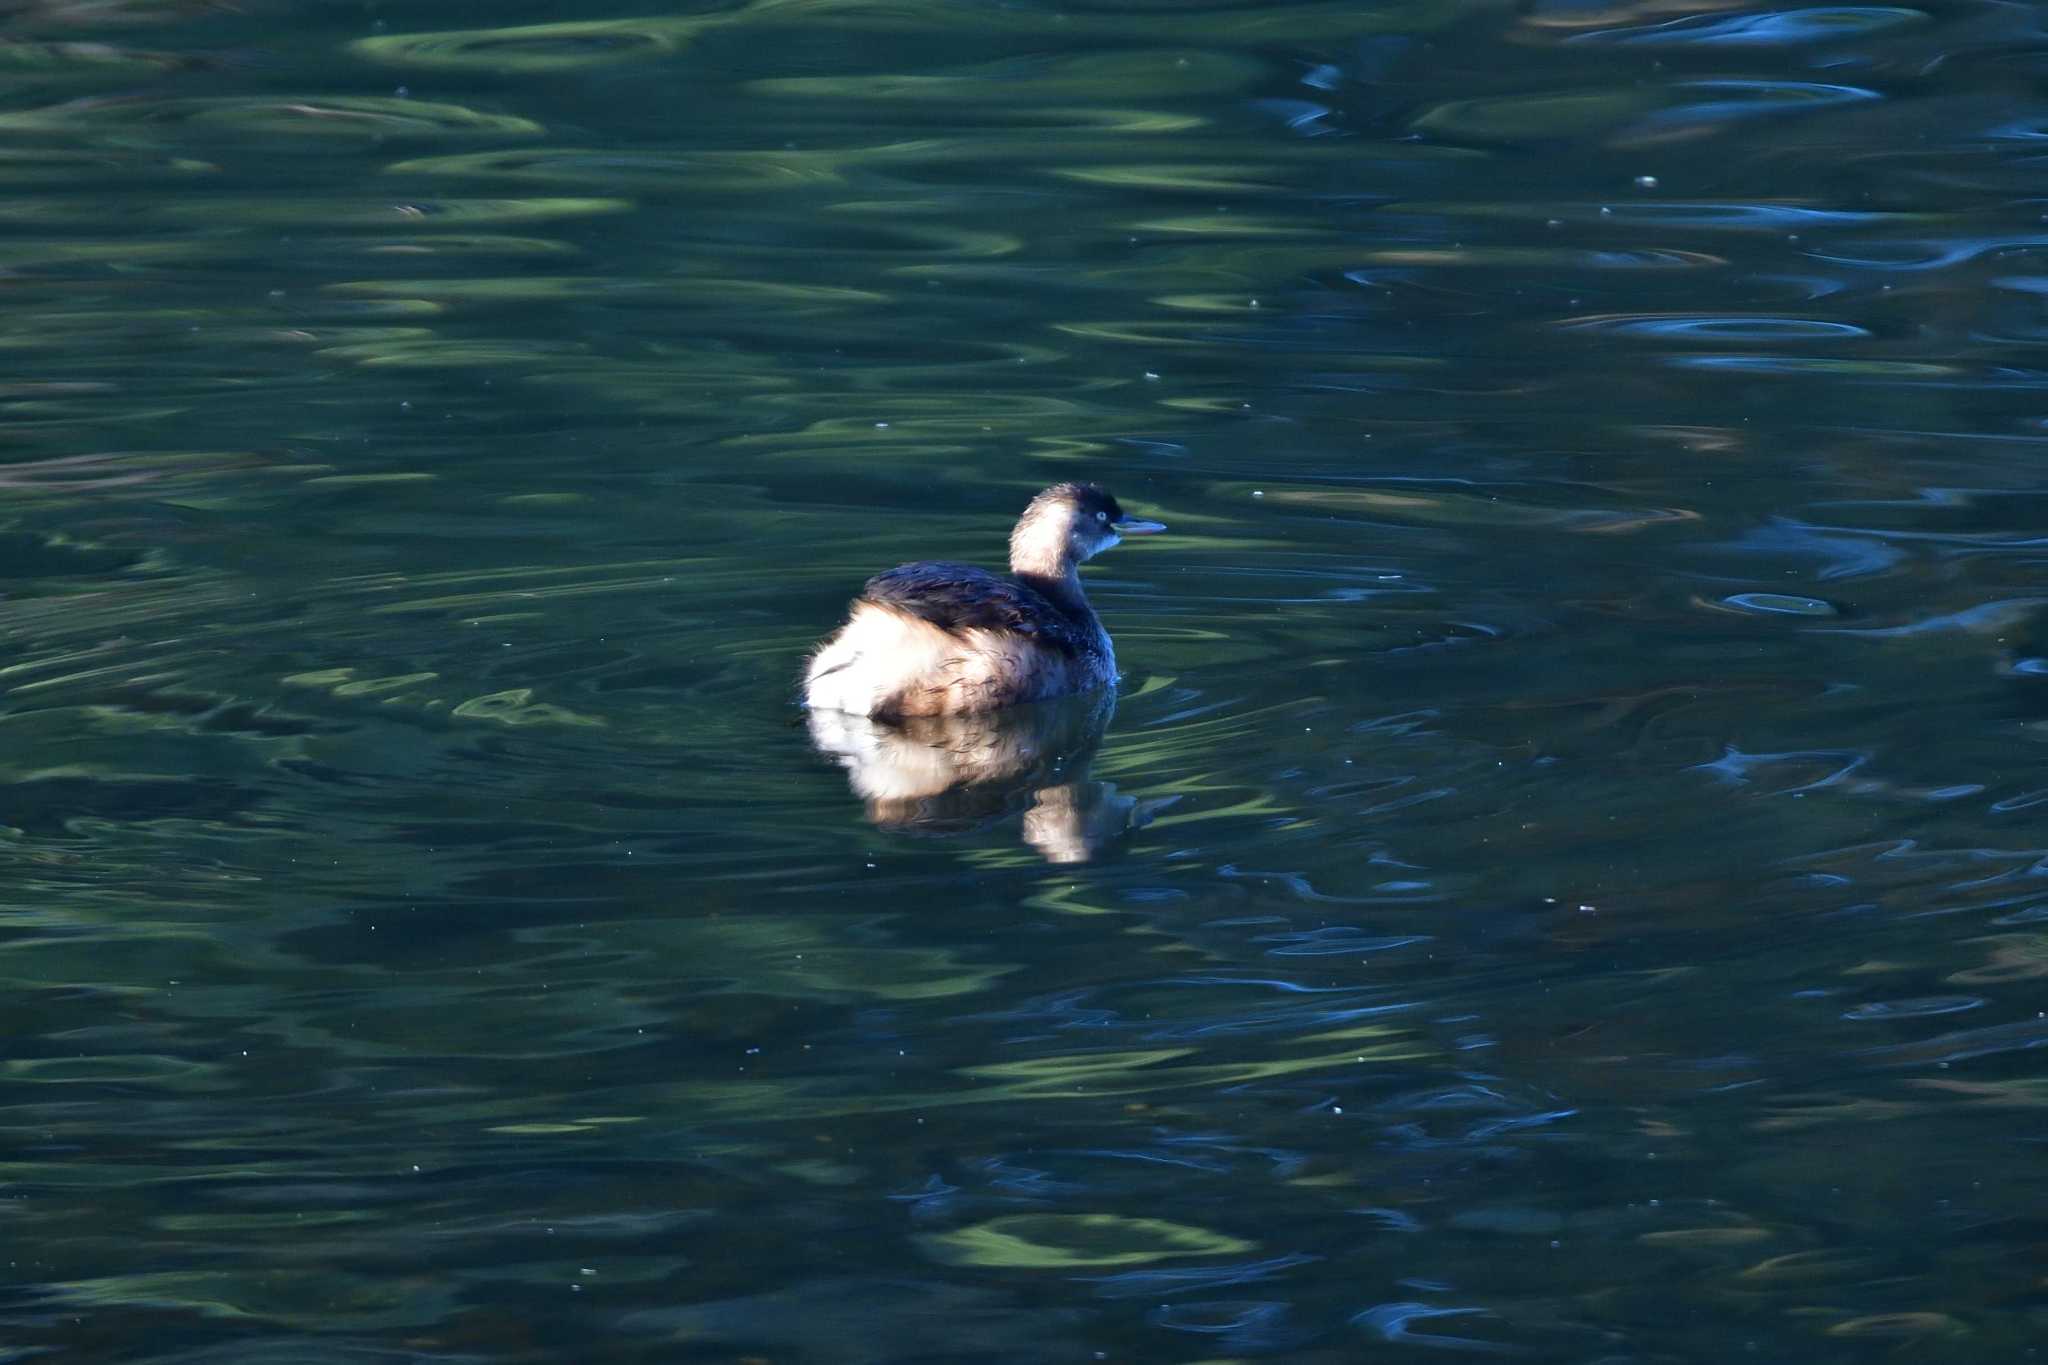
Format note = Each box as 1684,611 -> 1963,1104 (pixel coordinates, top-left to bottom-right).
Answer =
1563,315 -> 1870,341
1571,7 -> 1926,47
1087,1253 -> 1322,1299
1353,1302 -> 1520,1353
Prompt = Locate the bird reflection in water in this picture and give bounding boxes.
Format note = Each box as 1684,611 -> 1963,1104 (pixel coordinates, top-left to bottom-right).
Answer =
806,691 -> 1173,863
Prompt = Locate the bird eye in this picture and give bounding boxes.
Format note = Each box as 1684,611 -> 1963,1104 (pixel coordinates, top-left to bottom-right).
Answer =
1096,511 -> 1108,522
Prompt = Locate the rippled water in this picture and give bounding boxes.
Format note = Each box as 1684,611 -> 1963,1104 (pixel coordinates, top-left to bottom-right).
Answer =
3,0 -> 2047,1358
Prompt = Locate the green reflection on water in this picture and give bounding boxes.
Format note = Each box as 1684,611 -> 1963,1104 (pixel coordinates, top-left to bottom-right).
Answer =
46,1270 -> 458,1328
0,95 -> 544,140
674,1024 -> 1427,1123
352,0 -> 1471,73
924,1214 -> 1255,1268
351,16 -> 709,72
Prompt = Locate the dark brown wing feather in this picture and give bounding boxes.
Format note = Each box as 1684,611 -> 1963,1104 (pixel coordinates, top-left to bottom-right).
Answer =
862,562 -> 1089,655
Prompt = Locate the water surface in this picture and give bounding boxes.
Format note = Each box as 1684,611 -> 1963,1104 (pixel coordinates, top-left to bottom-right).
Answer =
2,0 -> 2046,1359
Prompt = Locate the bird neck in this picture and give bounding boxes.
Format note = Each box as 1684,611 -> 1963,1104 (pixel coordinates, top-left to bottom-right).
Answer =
1011,507 -> 1097,620
1014,565 -> 1090,619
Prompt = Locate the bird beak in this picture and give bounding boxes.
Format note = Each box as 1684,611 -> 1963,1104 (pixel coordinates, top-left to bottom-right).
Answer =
1113,518 -> 1166,535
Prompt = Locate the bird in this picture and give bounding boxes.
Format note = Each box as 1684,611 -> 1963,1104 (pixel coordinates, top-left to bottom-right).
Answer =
802,482 -> 1165,718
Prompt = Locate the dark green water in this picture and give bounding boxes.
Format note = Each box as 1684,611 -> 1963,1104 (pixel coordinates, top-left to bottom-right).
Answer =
3,0 -> 2046,1359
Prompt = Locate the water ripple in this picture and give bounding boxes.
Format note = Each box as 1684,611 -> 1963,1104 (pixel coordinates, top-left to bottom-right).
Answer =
1354,1302 -> 1520,1353
1568,7 -> 1927,48
1719,592 -> 1840,617
1149,1298 -> 1300,1350
1562,315 -> 1870,341
1842,996 -> 1985,1020
1253,928 -> 1433,957
352,17 -> 701,71
0,94 -> 544,141
1416,78 -> 1879,144
1816,237 -> 2048,270
1088,1252 -> 1320,1298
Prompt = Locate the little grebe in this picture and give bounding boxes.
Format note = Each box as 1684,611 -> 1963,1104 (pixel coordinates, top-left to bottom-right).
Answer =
803,482 -> 1165,718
